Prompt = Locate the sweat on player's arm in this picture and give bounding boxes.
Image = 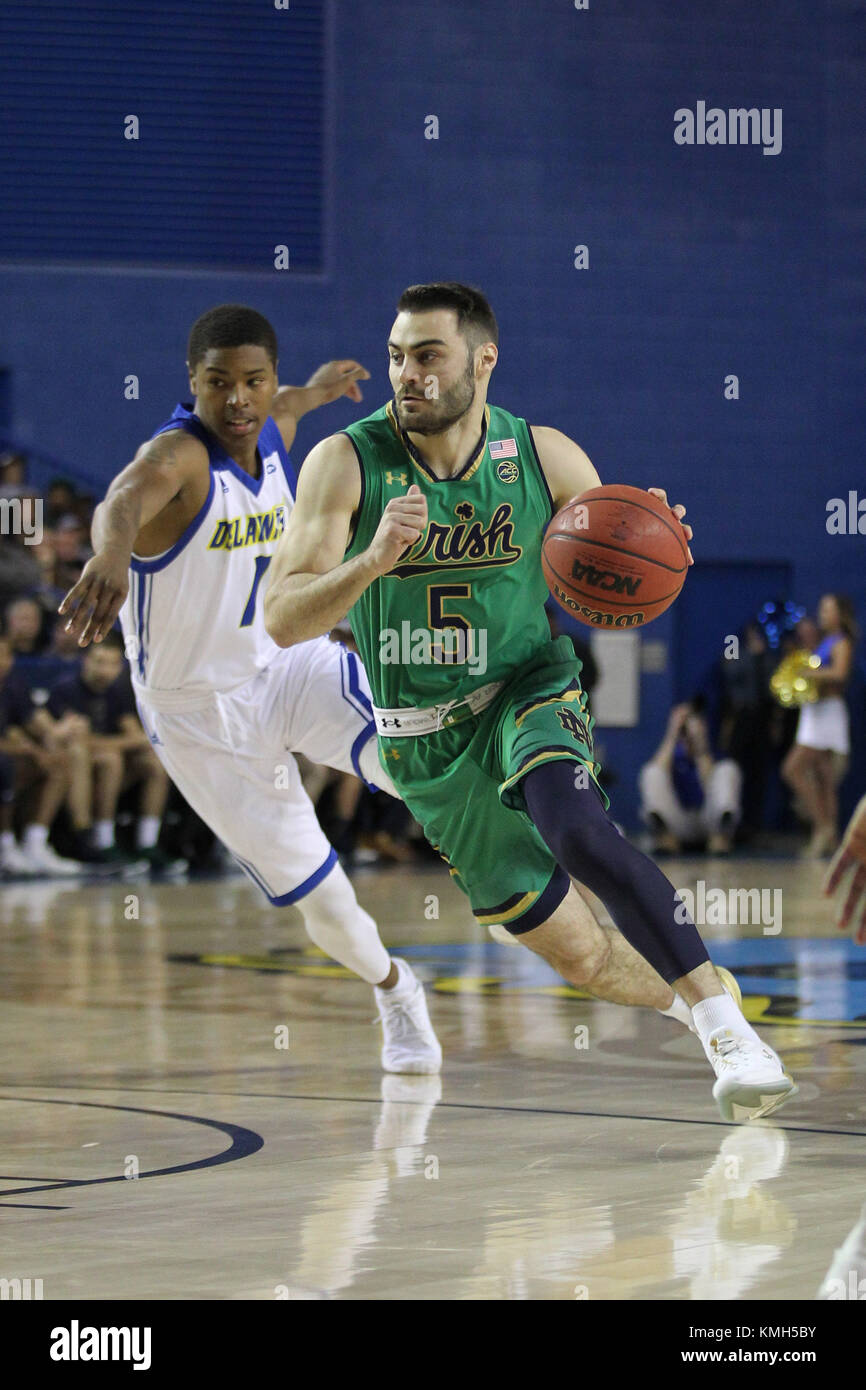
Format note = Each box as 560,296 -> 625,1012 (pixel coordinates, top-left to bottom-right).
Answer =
263,434 -> 427,648
59,430 -> 209,647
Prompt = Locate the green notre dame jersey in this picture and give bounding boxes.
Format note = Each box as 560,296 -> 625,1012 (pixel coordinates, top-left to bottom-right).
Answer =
342,398 -> 605,932
343,400 -> 556,708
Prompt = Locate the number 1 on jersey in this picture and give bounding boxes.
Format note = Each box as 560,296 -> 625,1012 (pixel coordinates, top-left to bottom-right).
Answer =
240,554 -> 272,627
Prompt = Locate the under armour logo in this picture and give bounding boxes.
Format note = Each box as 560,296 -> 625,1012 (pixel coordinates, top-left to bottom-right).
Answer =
380,717 -> 402,728
385,471 -> 408,486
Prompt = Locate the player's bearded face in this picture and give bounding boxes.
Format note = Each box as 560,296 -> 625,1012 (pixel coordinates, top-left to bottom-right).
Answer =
394,347 -> 477,435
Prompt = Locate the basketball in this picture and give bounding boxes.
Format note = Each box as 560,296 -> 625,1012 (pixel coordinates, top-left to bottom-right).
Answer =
541,484 -> 690,629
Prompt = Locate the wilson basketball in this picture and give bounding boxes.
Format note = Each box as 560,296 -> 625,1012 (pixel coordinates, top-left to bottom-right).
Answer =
541,484 -> 689,628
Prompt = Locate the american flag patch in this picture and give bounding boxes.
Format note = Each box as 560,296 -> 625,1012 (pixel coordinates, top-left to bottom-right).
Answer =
489,437 -> 518,459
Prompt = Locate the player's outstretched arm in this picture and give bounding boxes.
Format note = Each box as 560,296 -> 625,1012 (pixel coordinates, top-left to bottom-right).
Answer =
264,435 -> 427,648
824,794 -> 866,942
271,359 -> 371,450
58,430 -> 208,647
531,426 -> 694,562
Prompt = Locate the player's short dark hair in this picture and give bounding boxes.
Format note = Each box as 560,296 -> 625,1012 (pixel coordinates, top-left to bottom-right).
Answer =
187,304 -> 278,370
396,282 -> 498,349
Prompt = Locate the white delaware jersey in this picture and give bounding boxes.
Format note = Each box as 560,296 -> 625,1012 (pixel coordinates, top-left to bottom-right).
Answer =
119,404 -> 297,708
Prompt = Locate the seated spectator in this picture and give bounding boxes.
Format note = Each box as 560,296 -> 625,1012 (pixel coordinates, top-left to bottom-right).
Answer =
0,533 -> 44,615
0,633 -> 82,877
45,478 -> 78,527
50,514 -> 92,594
0,451 -> 29,500
6,595 -> 50,659
48,631 -> 184,875
13,619 -> 82,708
639,701 -> 743,855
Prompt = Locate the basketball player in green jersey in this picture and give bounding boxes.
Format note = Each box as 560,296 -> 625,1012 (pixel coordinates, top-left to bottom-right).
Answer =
264,282 -> 797,1122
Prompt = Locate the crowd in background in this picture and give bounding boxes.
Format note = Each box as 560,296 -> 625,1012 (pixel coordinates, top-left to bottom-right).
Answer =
640,595 -> 859,858
1,451 -> 860,878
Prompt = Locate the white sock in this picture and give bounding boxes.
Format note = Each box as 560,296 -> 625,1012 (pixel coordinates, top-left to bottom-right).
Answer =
692,993 -> 760,1046
0,830 -> 14,852
136,815 -> 160,850
376,956 -> 415,997
24,823 -> 48,851
93,820 -> 115,850
659,992 -> 692,1030
299,861 -> 391,985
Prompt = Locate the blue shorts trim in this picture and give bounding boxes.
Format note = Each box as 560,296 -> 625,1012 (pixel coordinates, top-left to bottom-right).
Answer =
351,722 -> 380,792
267,848 -> 339,906
341,647 -> 373,722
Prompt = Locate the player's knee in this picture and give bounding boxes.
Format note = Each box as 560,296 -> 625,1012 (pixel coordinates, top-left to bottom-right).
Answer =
300,862 -> 362,932
527,927 -> 609,988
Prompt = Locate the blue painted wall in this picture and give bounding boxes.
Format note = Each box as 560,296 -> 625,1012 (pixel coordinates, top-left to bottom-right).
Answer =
2,0 -> 863,822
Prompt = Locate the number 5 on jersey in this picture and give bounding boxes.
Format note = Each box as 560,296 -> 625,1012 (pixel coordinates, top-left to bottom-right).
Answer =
428,583 -> 473,663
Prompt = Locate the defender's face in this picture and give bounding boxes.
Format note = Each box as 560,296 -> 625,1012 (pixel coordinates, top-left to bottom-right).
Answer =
189,346 -> 278,450
388,309 -> 487,435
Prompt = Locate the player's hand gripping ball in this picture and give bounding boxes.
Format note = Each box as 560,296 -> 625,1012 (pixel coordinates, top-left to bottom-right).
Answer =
541,484 -> 690,629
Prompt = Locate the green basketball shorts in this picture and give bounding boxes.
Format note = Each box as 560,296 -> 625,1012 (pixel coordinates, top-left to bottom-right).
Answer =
377,636 -> 608,932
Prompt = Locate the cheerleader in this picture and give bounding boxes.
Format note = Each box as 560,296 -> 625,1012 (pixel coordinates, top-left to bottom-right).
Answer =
782,594 -> 857,856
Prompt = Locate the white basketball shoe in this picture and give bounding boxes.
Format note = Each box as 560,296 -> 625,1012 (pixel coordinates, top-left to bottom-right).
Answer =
375,958 -> 442,1075
23,841 -> 84,878
706,1029 -> 798,1122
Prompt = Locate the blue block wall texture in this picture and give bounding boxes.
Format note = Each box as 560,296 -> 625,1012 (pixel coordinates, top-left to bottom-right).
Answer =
1,0 -> 863,823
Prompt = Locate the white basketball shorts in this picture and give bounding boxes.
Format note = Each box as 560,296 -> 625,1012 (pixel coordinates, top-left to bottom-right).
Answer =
133,637 -> 393,905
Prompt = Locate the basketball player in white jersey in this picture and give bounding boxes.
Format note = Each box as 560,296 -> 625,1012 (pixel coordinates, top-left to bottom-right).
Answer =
58,304 -> 441,1075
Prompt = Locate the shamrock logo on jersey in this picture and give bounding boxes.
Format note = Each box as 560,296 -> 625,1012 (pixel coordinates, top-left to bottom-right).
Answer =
455,502 -> 474,521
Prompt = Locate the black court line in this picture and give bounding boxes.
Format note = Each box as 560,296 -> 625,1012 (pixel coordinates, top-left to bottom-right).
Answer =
3,1083 -> 864,1140
0,1096 -> 263,1199
206,1092 -> 866,1140
0,1202 -> 71,1209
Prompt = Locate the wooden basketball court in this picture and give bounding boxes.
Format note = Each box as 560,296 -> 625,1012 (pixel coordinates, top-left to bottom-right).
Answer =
1,854 -> 863,1301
